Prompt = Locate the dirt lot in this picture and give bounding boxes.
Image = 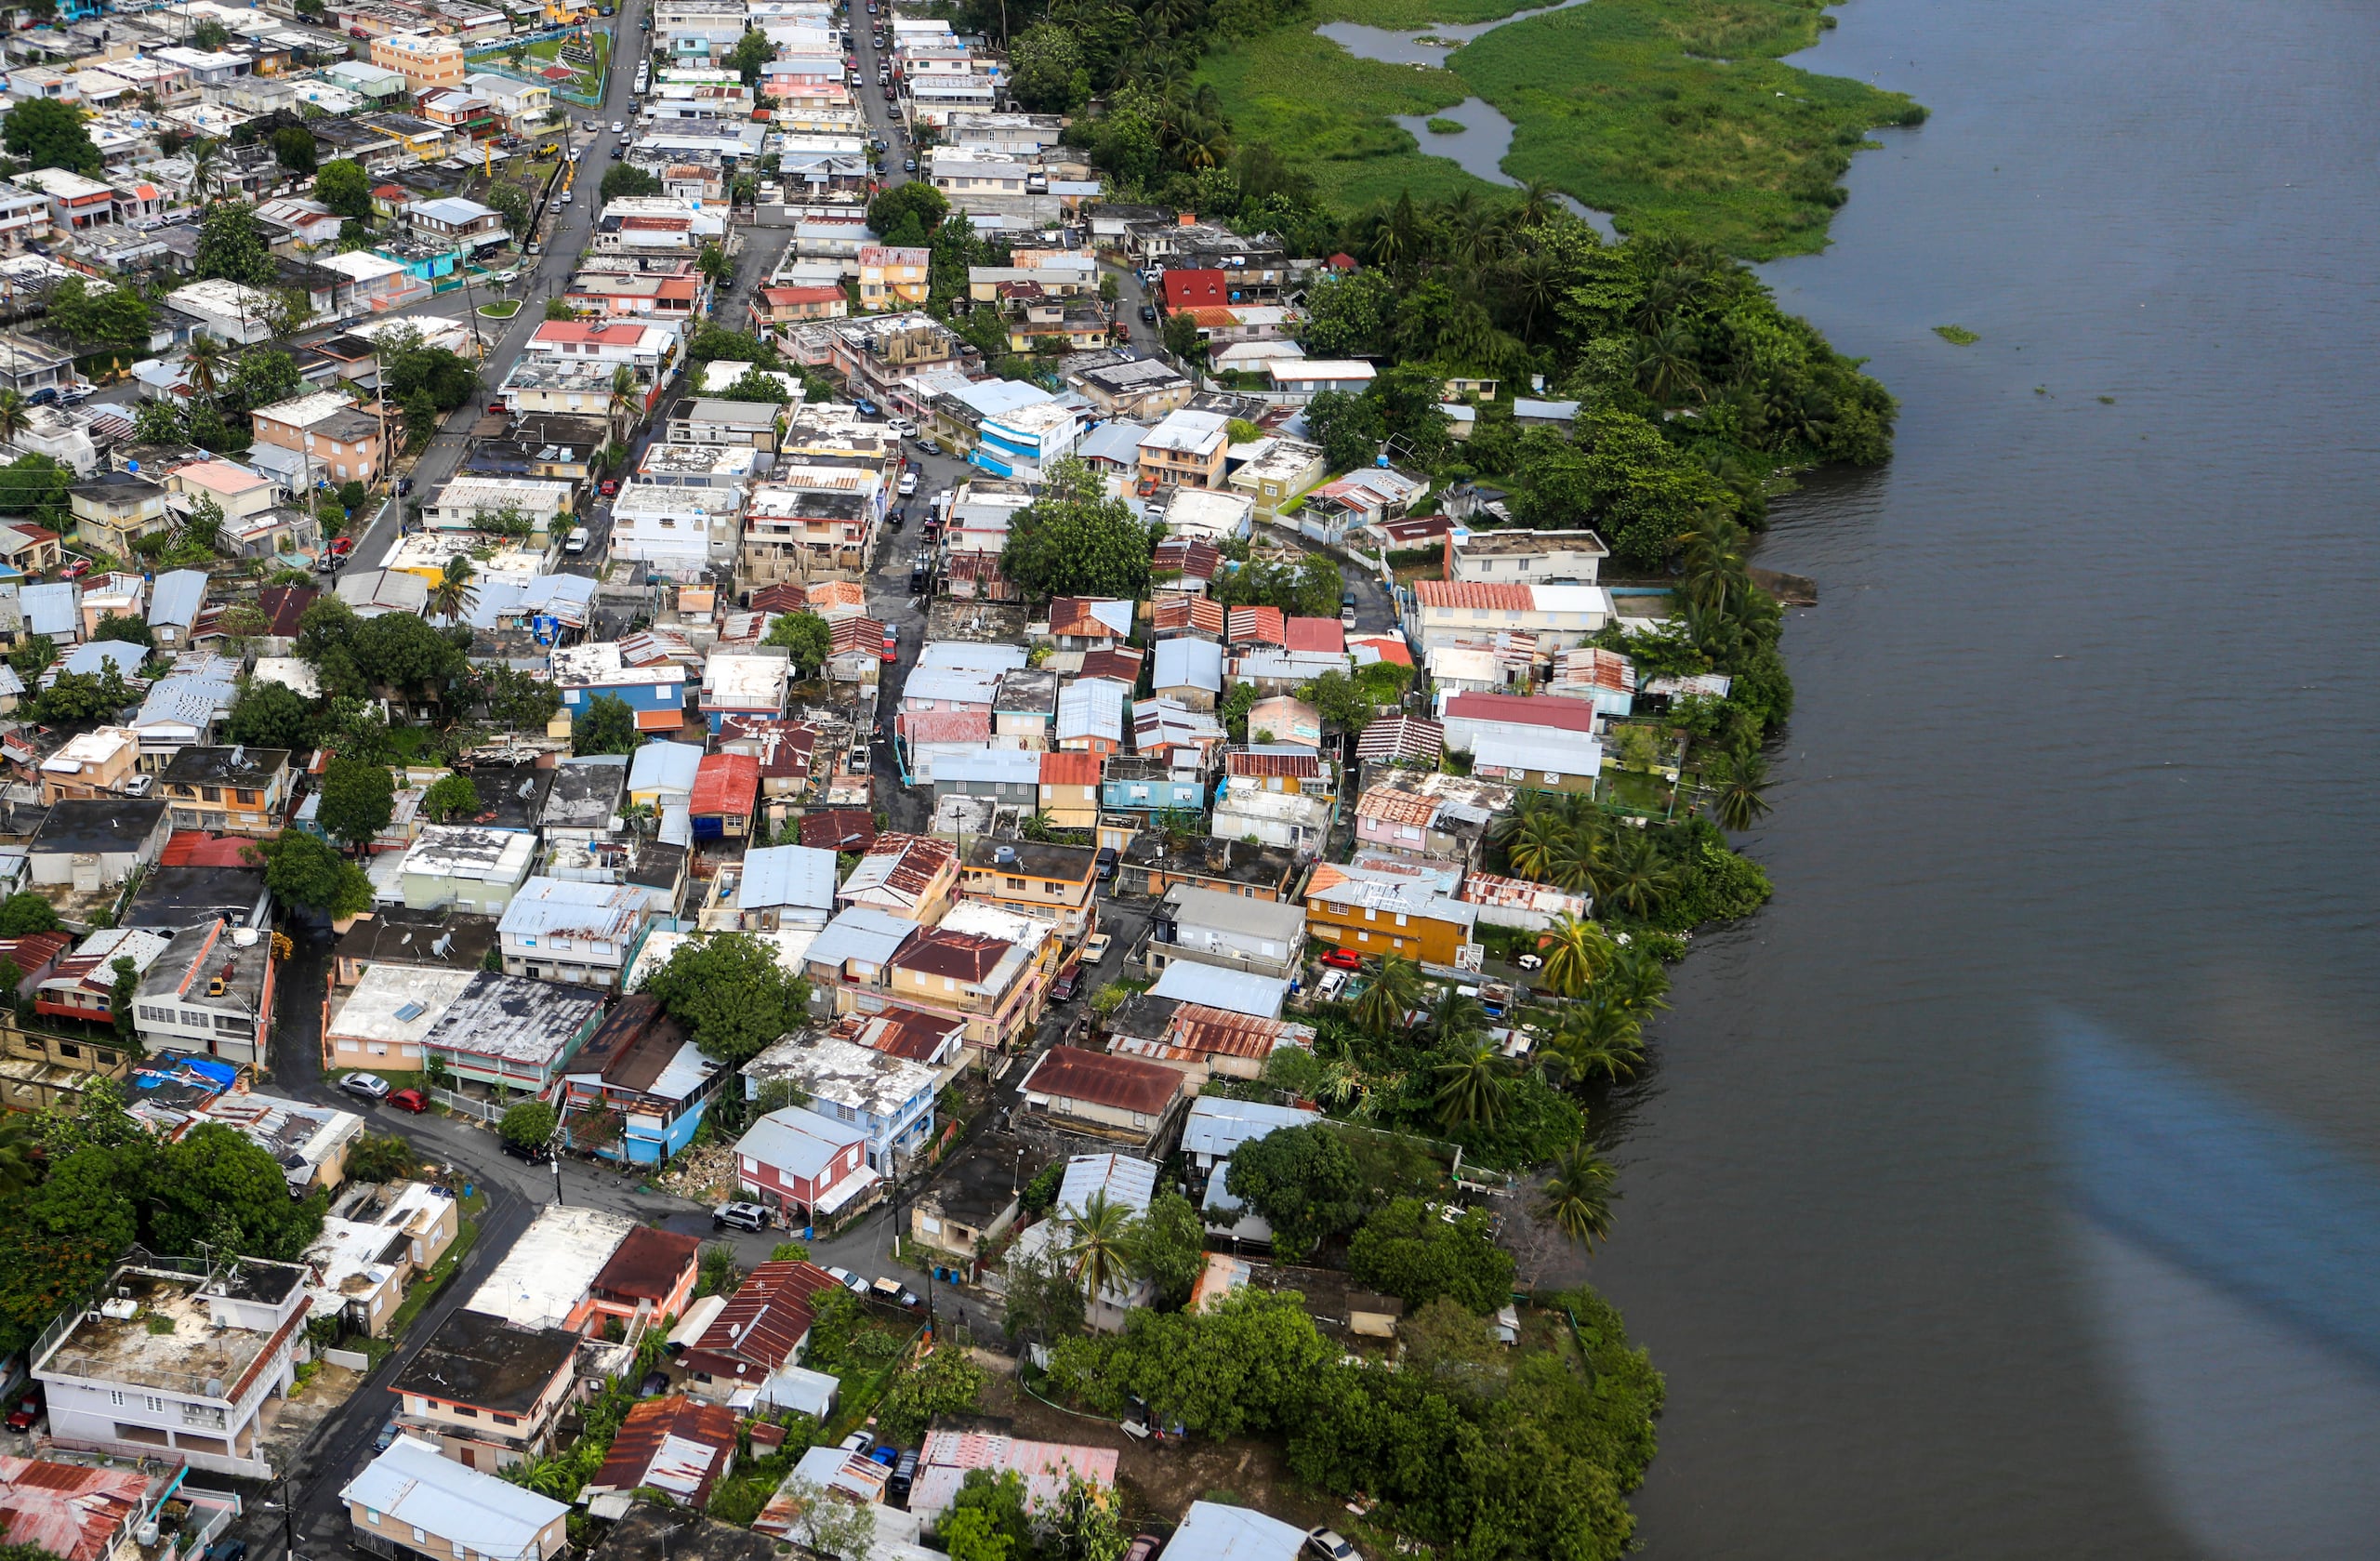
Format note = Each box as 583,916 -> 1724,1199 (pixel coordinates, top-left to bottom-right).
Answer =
973,1373 -> 1351,1536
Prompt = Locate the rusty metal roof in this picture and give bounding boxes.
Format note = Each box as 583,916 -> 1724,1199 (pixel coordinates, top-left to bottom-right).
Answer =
1020,1045 -> 1182,1115
1415,580 -> 1534,610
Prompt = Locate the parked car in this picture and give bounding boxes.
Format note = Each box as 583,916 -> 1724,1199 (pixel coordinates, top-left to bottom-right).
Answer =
1513,952 -> 1544,972
329,536 -> 354,556
869,1277 -> 906,1304
611,120 -> 626,133
890,1449 -> 921,1501
868,1444 -> 897,1467
1050,970 -> 1079,1004
887,416 -> 918,436
1094,845 -> 1118,881
339,1072 -> 392,1101
6,1391 -> 41,1432
372,1417 -> 402,1452
206,1541 -> 247,1561
610,144 -> 626,160
564,525 -> 591,554
840,1430 -> 874,1454
601,478 -> 619,496
502,1137 -> 554,1164
388,1088 -> 429,1113
1083,933 -> 1112,962
638,1370 -> 670,1396
903,157 -> 917,172
1306,1531 -> 1356,1561
714,1201 -> 770,1231
825,1266 -> 869,1297
897,470 -> 919,496
1319,946 -> 1364,971
854,398 -> 879,417
879,627 -> 898,662
59,557 -> 90,579
582,118 -> 600,131
1139,303 -> 1156,323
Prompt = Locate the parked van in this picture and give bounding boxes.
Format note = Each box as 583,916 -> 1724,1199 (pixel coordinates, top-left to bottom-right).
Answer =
1340,589 -> 1357,627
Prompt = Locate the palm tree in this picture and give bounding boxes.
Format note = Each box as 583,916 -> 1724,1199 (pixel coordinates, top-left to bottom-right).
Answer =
608,364 -> 640,430
1504,806 -> 1571,883
1060,1190 -> 1137,1302
1706,747 -> 1772,832
1424,986 -> 1485,1041
1349,952 -> 1425,1038
1634,323 -> 1701,403
1536,911 -> 1610,999
1676,514 -> 1749,614
188,137 -> 220,200
1433,1040 -> 1512,1131
1539,1140 -> 1618,1250
1501,250 -> 1561,341
1600,942 -> 1672,1019
1543,997 -> 1642,1086
0,1117 -> 36,1197
1515,179 -> 1560,229
0,389 -> 28,450
428,554 -> 480,624
181,334 -> 229,404
1599,829 -> 1675,921
1545,823 -> 1606,897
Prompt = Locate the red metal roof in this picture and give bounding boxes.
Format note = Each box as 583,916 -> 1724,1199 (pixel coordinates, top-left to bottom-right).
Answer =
593,1396 -> 740,1507
1348,633 -> 1413,667
1284,616 -> 1344,655
799,809 -> 878,852
1022,1045 -> 1181,1116
1354,714 -> 1444,764
1442,690 -> 1599,734
683,1261 -> 841,1378
1226,750 -> 1321,779
1038,749 -> 1102,787
899,708 -> 992,745
0,1456 -> 150,1561
160,830 -> 258,866
1226,605 -> 1286,646
1153,596 -> 1225,638
591,1225 -> 702,1303
748,583 -> 809,614
1160,269 -> 1226,310
1075,647 -> 1144,684
891,929 -> 1006,983
689,752 -> 760,816
1415,580 -> 1535,610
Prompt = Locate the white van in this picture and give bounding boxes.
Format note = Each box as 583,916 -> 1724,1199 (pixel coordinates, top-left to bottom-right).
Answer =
564,525 -> 591,554
634,62 -> 650,92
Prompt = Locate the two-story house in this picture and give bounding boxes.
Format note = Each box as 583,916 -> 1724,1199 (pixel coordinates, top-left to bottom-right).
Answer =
156,746 -> 290,836
1146,885 -> 1306,982
556,995 -> 724,1166
550,642 -> 689,737
498,879 -> 650,991
740,1035 -> 937,1171
880,923 -> 1044,1057
834,834 -> 959,922
388,1308 -> 583,1473
675,1260 -> 842,1403
1135,408 -> 1230,492
132,919 -> 276,1067
416,971 -> 605,1098
344,1434 -> 569,1561
731,1104 -> 877,1221
33,1256 -> 312,1478
584,1226 -> 704,1340
959,839 -> 1099,943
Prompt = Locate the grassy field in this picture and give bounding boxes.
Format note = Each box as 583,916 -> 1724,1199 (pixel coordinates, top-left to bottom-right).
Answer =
1197,25 -> 1492,211
1198,0 -> 1924,257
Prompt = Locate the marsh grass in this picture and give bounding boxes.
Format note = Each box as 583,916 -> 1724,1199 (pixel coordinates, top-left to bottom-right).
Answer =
1934,324 -> 1979,344
1426,116 -> 1466,132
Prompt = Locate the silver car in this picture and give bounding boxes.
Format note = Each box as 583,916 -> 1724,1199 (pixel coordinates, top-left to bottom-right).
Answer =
339,1072 -> 391,1101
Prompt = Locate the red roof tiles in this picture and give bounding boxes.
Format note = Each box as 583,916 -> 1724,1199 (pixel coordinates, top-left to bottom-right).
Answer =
1160,270 -> 1226,310
1284,616 -> 1344,655
1415,580 -> 1534,610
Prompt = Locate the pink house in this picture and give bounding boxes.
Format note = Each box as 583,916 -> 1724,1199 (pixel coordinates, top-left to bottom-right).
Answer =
732,1104 -> 879,1218
586,1226 -> 703,1334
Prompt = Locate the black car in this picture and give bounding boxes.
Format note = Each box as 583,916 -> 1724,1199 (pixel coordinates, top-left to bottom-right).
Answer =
1095,845 -> 1119,881
1139,303 -> 1156,323
889,1449 -> 920,1502
638,1370 -> 670,1396
501,1138 -> 554,1164
610,144 -> 626,159
907,569 -> 927,594
206,1542 -> 247,1561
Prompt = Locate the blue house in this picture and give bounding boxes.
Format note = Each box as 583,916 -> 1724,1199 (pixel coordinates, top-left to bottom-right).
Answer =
1102,756 -> 1208,814
557,993 -> 722,1164
550,642 -> 688,734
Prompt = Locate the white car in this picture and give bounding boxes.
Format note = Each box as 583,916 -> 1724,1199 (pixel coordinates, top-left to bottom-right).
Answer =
339,1072 -> 392,1101
1514,953 -> 1544,971
560,190 -> 574,203
886,416 -> 917,436
611,120 -> 625,133
897,470 -> 919,496
563,525 -> 590,554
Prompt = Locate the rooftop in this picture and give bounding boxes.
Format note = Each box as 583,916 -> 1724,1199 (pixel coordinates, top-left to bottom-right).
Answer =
417,971 -> 605,1065
393,1307 -> 581,1414
1019,1046 -> 1182,1117
467,1206 -> 639,1330
740,1035 -> 936,1119
340,1435 -> 567,1554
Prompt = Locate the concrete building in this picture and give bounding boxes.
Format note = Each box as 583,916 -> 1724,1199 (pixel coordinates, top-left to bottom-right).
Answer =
343,1434 -> 568,1561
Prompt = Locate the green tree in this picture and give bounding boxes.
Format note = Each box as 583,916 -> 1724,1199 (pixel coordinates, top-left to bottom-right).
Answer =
1349,952 -> 1425,1037
600,163 -> 662,203
419,773 -> 483,823
271,123 -> 316,174
193,203 -> 278,290
1539,1140 -> 1618,1250
1433,1040 -> 1514,1131
472,664 -> 562,734
782,1477 -> 877,1561
723,26 -> 775,85
0,454 -> 73,516
317,756 -> 395,848
483,180 -> 528,241
1704,747 -> 1772,832
1345,1198 -> 1514,1314
4,635 -> 50,683
3,98 -> 101,176
315,157 -> 371,218
761,610 -> 832,677
91,612 -> 152,650
571,693 -> 640,756
352,612 -> 466,702
866,180 -> 948,238
1223,1125 -> 1364,1262
639,933 -> 811,1067
499,1100 -> 559,1152
1000,458 -> 1155,602
1397,1294 -> 1510,1401
0,893 -> 60,936
1001,1246 -> 1088,1347
33,668 -> 132,728
876,1344 -> 985,1442
1302,389 -> 1387,473
719,364 -> 790,404
1007,23 -> 1090,112
344,1132 -> 417,1184
254,828 -> 373,918
1127,1190 -> 1205,1309
225,680 -> 318,752
107,957 -> 139,1043
149,1122 -> 328,1261
544,298 -> 577,321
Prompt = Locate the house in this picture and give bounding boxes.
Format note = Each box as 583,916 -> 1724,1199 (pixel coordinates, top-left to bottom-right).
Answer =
131,919 -> 276,1067
1038,749 -> 1102,830
959,839 -> 1100,942
0,1456 -> 181,1561
1304,857 -> 1478,968
699,654 -> 791,733
1354,713 -> 1446,767
688,752 -> 760,841
305,1180 -> 460,1338
1224,747 -> 1331,800
733,1104 -> 879,1220
1006,1152 -> 1157,1329
585,1396 -> 740,1509
34,928 -> 170,1031
195,1090 -> 364,1194
1098,757 -> 1206,816
1544,645 -> 1637,720
1046,597 -> 1134,652
1148,885 -> 1305,981
68,470 -> 171,556
1015,1045 -> 1185,1149
1158,487 -> 1253,546
1137,407 -> 1230,492
1162,1502 -> 1308,1561
30,798 -> 170,890
1146,961 -> 1289,1022
1265,359 -> 1376,400
1448,527 -> 1608,585
1182,1095 -> 1317,1173
1411,581 -> 1613,651
550,642 -> 690,736
498,879 -> 650,991
466,1206 -> 639,1334
389,1308 -> 584,1472
929,747 -> 1040,808
992,668 -> 1059,750
38,727 -> 139,802
416,971 -> 606,1097
155,746 -> 290,836
395,826 -> 537,916
1053,680 -> 1126,758
718,844 -> 840,932
1438,689 -> 1604,764
1066,353 -> 1192,419
907,1138 -> 1031,1264
739,1035 -> 938,1171
857,245 -> 930,308
369,31 -> 469,92
33,1256 -> 312,1478
343,1434 -> 569,1561
1352,771 -> 1514,865
1152,638 -> 1223,710
676,1260 -> 845,1402
586,1226 -> 705,1338
1459,871 -> 1592,932
250,390 -> 386,487
1114,1002 -> 1313,1084
836,834 -> 959,922
324,964 -> 477,1077
906,1428 -> 1121,1523
559,995 -> 724,1166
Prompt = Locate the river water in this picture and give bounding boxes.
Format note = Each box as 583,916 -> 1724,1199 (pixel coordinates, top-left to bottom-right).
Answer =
1567,0 -> 2380,1556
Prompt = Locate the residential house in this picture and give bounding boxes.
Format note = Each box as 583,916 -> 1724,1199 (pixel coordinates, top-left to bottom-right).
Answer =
465,1206 -> 639,1334
550,642 -> 690,737
1009,1154 -> 1157,1329
1137,408 -> 1230,492
1117,833 -> 1302,903
536,758 -> 631,847
716,844 -> 839,932
1303,856 -> 1478,967
583,1397 -> 739,1509
1157,487 -> 1253,547
1112,1002 -> 1312,1085
991,668 -> 1058,750
38,727 -> 139,802
1038,749 -> 1102,830
250,390 -> 386,487
558,995 -> 724,1166
155,746 -> 290,836
836,834 -> 960,923
131,919 -> 276,1067
960,839 -> 1099,942
29,798 -> 170,890
1151,639 -> 1223,711
1227,436 -> 1328,522
389,1308 -> 583,1472
1352,771 -> 1514,866
396,826 -> 537,916
856,245 -> 929,309
1053,681 -> 1125,759
929,747 -> 1040,809
1065,353 -> 1191,418
1098,757 -> 1206,817
324,964 -> 477,1077
416,970 -> 605,1097
1437,689 -> 1604,778
1014,1045 -> 1185,1150
67,470 -> 171,556
1147,886 -> 1305,981
585,1227 -> 705,1339
675,1260 -> 843,1402
1145,961 -> 1289,1021
33,928 -> 170,1031
194,1091 -> 364,1194
1544,645 -> 1637,720
1448,527 -> 1607,586
498,879 -> 649,991
1410,581 -> 1613,652
688,752 -> 760,841
342,1435 -> 569,1561
732,1104 -> 879,1221
1162,1503 -> 1308,1561
699,654 -> 791,733
739,1035 -> 937,1170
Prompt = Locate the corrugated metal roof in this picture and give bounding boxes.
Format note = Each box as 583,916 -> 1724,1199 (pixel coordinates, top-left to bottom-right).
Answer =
1354,714 -> 1444,763
496,878 -> 647,940
341,1436 -> 567,1555
1054,1150 -> 1157,1217
1146,962 -> 1288,1019
1163,1501 -> 1308,1561
1056,678 -> 1127,739
805,906 -> 919,969
1152,637 -> 1223,694
738,844 -> 838,912
1225,605 -> 1285,645
627,740 -> 704,796
1181,1097 -> 1319,1160
734,1104 -> 867,1180
689,751 -> 760,816
1038,749 -> 1102,787
147,568 -> 208,629
1020,1046 -> 1182,1115
1415,580 -> 1534,610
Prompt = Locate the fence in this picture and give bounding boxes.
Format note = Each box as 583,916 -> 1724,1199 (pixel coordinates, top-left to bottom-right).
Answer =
430,1087 -> 504,1123
322,1347 -> 374,1372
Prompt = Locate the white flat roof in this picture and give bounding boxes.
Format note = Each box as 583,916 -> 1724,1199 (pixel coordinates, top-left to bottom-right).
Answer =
328,964 -> 479,1045
464,1205 -> 639,1329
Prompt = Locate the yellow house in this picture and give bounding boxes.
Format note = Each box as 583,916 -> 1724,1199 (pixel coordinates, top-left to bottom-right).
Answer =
959,838 -> 1100,942
857,245 -> 929,310
370,32 -> 468,93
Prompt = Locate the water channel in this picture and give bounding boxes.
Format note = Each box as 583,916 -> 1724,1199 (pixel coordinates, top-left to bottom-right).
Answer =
1544,0 -> 2380,1555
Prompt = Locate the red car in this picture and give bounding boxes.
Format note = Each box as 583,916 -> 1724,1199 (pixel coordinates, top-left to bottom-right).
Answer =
880,628 -> 899,662
328,536 -> 353,557
6,1392 -> 40,1432
600,478 -> 619,496
1318,947 -> 1363,972
59,558 -> 90,579
387,1088 -> 429,1114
